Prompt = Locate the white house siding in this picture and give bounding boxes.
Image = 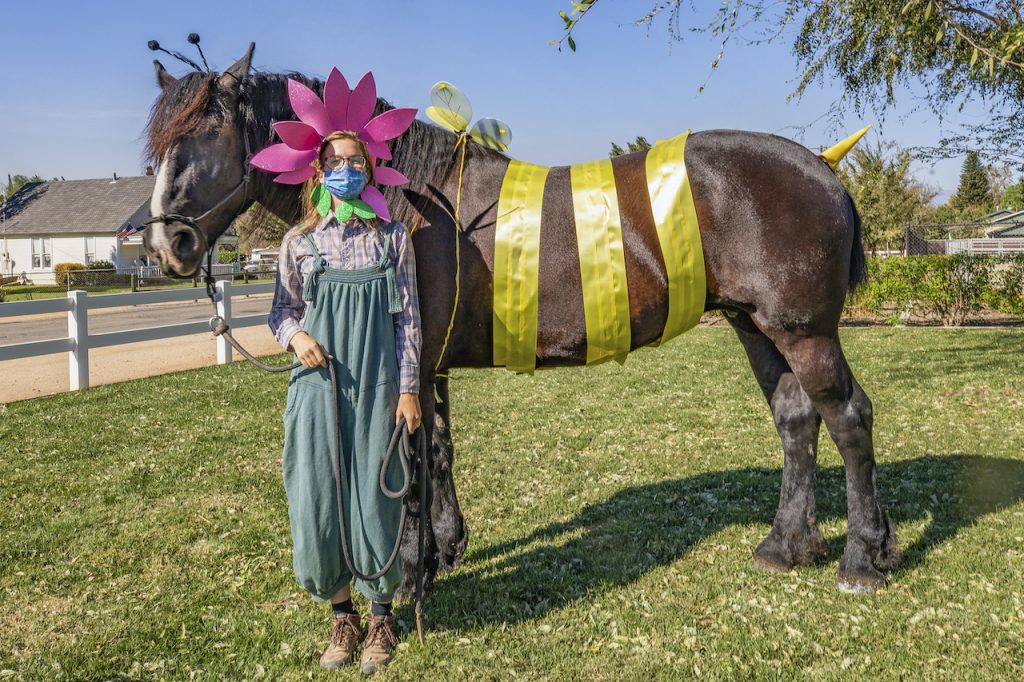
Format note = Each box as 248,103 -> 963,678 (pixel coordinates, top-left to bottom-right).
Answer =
2,234 -> 120,284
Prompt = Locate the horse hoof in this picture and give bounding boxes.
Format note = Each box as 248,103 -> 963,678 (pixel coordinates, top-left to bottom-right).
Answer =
752,551 -> 792,574
836,572 -> 886,594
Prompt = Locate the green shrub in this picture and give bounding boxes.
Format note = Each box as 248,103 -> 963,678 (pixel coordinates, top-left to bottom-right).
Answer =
88,260 -> 114,270
218,250 -> 239,265
847,256 -> 996,326
987,256 -> 1024,318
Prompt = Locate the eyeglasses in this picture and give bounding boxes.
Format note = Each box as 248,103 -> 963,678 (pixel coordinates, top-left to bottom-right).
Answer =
322,155 -> 368,171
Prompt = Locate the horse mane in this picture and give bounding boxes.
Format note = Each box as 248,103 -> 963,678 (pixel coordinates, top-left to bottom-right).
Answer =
145,67 -> 506,227
145,70 -> 308,163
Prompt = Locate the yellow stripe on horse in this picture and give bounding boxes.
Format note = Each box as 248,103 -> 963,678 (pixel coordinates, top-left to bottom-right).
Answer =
570,158 -> 632,365
644,131 -> 706,346
493,160 -> 549,372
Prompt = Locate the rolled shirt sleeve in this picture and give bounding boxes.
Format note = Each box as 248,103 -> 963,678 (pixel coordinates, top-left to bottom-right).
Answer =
267,232 -> 306,352
391,222 -> 422,394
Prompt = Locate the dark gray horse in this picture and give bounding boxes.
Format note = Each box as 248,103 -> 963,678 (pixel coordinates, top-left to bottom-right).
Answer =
144,44 -> 896,596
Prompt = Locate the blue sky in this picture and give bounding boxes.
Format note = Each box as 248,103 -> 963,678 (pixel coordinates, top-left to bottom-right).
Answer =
0,0 -> 985,200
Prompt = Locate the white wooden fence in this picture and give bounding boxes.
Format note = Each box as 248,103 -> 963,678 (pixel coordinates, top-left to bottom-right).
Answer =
0,281 -> 275,391
944,238 -> 1024,256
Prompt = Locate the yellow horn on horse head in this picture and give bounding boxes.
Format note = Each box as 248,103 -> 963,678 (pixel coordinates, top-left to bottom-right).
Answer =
819,125 -> 872,170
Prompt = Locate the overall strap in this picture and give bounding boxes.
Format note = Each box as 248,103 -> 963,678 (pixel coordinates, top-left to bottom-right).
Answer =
377,224 -> 403,314
302,232 -> 328,301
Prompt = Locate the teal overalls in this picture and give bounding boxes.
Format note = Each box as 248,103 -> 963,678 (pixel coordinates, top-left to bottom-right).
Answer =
281,225 -> 405,603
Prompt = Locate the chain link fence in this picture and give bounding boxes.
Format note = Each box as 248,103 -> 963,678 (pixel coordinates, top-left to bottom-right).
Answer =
905,223 -> 1024,256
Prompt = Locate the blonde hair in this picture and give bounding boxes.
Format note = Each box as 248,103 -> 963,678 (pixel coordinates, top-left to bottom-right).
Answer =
294,130 -> 378,235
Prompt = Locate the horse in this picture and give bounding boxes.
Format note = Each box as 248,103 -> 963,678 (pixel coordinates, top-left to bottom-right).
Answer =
143,44 -> 898,597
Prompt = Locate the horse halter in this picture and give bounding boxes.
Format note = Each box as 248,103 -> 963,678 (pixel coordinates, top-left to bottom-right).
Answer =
143,117 -> 256,302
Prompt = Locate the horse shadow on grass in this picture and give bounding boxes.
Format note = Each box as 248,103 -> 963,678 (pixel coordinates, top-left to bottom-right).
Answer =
427,455 -> 1024,629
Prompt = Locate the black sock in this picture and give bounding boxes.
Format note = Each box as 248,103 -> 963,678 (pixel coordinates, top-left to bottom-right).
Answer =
331,598 -> 355,617
370,601 -> 392,617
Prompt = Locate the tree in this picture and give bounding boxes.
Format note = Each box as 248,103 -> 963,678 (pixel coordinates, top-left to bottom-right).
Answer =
986,163 -> 1014,206
1,174 -> 48,201
837,142 -> 937,252
1001,177 -> 1024,209
952,151 -> 993,211
609,135 -> 653,157
554,1 -> 1024,165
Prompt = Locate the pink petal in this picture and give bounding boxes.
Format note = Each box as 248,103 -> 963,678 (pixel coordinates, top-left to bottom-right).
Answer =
323,67 -> 351,132
250,144 -> 316,172
364,108 -> 417,143
273,121 -> 320,151
364,139 -> 392,161
287,79 -> 334,137
346,72 -> 377,131
273,166 -> 317,185
361,185 -> 391,222
373,166 -> 409,187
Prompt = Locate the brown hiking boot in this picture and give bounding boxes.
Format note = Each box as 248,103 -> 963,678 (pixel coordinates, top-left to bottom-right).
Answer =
359,614 -> 398,674
319,612 -> 363,670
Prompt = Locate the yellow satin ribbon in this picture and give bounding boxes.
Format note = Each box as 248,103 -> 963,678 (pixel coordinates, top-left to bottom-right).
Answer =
645,131 -> 706,346
492,132 -> 705,372
493,160 -> 549,372
570,158 -> 632,365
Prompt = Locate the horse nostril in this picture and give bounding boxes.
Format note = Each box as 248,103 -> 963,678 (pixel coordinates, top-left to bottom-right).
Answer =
170,227 -> 197,260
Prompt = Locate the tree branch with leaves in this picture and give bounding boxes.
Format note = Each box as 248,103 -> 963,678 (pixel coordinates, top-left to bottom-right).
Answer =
554,1 -> 1024,165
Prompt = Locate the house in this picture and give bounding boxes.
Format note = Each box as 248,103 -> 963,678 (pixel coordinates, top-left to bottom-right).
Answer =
0,175 -> 238,285
983,209 -> 1024,237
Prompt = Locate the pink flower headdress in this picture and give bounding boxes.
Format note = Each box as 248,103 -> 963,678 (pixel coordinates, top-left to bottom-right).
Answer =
249,67 -> 417,222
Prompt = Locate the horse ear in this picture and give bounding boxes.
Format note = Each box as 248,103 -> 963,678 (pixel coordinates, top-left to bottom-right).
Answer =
219,42 -> 255,88
154,60 -> 176,90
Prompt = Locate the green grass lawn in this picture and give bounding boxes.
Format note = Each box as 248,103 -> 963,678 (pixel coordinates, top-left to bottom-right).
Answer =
1,328 -> 1022,680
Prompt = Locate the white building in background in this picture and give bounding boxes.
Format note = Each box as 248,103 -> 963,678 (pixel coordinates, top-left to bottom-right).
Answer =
1,175 -> 237,285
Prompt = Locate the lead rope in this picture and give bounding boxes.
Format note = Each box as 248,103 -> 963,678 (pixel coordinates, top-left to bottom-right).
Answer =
204,248 -> 431,646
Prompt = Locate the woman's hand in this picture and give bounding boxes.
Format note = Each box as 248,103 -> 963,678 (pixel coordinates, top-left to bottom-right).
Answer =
289,331 -> 333,369
396,393 -> 421,433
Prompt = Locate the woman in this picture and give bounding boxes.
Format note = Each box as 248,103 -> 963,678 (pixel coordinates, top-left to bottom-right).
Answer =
268,129 -> 422,674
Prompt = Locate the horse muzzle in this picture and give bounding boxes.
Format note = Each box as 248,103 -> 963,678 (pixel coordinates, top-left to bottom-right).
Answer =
143,220 -> 208,278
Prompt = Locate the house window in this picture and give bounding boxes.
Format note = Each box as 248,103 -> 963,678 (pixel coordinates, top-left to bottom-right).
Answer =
84,237 -> 97,265
32,237 -> 51,269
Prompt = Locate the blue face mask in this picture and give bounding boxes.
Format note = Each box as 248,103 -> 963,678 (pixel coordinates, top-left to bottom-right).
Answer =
322,166 -> 367,201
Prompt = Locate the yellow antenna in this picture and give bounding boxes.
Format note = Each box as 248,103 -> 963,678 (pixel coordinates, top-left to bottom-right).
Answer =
819,125 -> 872,170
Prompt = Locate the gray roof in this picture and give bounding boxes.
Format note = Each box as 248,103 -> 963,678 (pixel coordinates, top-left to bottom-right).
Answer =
0,176 -> 155,235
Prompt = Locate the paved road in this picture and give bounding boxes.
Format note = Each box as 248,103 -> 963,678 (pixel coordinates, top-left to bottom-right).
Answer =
1,293 -> 283,403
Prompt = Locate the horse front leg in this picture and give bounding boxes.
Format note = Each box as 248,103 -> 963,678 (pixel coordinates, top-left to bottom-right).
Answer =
429,375 -> 469,572
396,375 -> 469,600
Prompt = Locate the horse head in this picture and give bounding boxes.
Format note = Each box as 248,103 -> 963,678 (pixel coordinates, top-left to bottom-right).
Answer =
143,44 -> 257,278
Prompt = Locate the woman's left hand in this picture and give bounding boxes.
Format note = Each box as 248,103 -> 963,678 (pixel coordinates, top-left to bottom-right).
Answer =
396,393 -> 422,433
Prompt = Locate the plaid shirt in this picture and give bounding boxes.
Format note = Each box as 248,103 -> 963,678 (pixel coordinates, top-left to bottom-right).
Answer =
268,212 -> 421,394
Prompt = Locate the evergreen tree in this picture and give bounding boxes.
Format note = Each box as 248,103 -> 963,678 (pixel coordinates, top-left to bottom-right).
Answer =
609,136 -> 652,157
952,151 -> 992,211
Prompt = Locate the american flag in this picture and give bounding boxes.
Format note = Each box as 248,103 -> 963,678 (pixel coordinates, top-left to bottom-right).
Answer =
116,223 -> 140,240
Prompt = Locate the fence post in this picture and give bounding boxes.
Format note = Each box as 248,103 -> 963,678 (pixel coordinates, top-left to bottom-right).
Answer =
67,289 -> 89,390
216,279 -> 232,364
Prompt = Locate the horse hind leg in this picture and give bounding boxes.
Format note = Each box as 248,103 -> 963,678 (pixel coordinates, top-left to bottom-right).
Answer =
728,313 -> 828,571
766,331 -> 899,592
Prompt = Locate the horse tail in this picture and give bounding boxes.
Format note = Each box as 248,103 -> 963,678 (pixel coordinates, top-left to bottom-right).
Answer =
847,190 -> 867,293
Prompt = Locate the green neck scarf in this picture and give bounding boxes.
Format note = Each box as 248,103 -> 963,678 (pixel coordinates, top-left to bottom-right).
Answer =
310,184 -> 377,222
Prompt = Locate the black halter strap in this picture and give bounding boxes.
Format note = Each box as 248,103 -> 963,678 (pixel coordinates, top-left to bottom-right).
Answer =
143,116 -> 258,305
